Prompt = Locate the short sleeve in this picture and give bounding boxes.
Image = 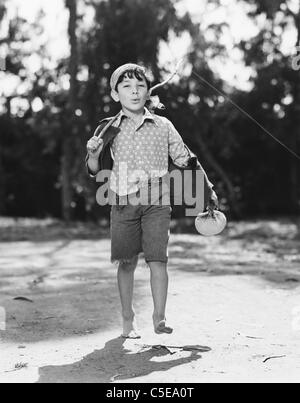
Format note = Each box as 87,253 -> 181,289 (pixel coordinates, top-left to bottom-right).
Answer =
167,119 -> 190,167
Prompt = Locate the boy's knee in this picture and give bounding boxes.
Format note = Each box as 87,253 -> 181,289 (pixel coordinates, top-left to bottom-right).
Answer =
147,261 -> 167,269
118,255 -> 139,271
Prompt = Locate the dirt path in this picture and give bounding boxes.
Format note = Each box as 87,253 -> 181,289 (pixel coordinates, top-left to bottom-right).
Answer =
1,220 -> 300,383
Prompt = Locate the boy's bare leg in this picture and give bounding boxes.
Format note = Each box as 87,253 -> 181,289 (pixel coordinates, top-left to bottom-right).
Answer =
148,262 -> 173,334
117,255 -> 141,339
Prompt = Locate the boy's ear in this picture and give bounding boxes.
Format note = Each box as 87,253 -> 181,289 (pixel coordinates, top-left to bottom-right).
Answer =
146,90 -> 151,101
111,89 -> 120,103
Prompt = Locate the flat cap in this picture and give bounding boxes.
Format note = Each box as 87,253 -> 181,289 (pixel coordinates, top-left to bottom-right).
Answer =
110,63 -> 148,91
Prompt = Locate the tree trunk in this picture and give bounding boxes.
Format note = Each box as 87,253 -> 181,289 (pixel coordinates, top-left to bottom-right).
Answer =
5,96 -> 11,118
293,9 -> 300,234
0,153 -> 5,215
63,0 -> 79,222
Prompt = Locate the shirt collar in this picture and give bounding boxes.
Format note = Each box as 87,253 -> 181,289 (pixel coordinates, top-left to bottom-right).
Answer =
114,107 -> 158,128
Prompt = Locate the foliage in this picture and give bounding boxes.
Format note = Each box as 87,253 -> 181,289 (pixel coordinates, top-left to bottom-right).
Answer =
0,0 -> 299,219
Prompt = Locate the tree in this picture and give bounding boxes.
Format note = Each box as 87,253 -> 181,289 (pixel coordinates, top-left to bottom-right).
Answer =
237,0 -> 300,213
63,0 -> 79,222
4,0 -> 298,220
0,1 -> 7,214
0,6 -> 64,218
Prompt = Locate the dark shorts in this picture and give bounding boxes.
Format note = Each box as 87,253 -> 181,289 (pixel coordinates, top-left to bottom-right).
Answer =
110,189 -> 172,265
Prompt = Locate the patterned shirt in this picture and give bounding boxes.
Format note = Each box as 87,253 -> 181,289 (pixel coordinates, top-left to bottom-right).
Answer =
109,107 -> 190,196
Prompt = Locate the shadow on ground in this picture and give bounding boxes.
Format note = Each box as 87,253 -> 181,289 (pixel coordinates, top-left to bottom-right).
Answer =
37,337 -> 207,383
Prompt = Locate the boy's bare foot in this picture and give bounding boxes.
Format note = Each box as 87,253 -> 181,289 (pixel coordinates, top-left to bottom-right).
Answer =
121,330 -> 141,339
121,315 -> 141,339
153,315 -> 173,335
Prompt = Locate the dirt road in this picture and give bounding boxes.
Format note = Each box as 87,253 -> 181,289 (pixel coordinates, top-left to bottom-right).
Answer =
1,219 -> 300,383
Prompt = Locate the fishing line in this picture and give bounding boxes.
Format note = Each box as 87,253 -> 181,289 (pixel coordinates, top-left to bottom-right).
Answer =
191,69 -> 300,161
161,48 -> 300,162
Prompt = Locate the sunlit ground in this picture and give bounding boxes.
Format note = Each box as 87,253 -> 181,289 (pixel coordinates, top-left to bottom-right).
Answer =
0,217 -> 300,383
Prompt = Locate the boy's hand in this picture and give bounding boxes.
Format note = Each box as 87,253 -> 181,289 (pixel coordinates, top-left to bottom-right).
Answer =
207,191 -> 219,211
87,136 -> 104,159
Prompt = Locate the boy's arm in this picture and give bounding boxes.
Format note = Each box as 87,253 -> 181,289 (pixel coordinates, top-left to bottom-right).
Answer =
85,145 -> 115,178
85,154 -> 100,178
167,119 -> 219,209
85,118 -> 116,178
167,120 -> 190,167
197,160 -> 219,210
85,119 -> 110,178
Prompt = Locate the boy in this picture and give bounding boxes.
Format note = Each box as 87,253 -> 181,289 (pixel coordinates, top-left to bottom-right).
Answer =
86,63 -> 218,339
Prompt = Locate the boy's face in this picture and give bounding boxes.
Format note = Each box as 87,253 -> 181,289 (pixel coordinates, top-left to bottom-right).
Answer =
112,74 -> 150,112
